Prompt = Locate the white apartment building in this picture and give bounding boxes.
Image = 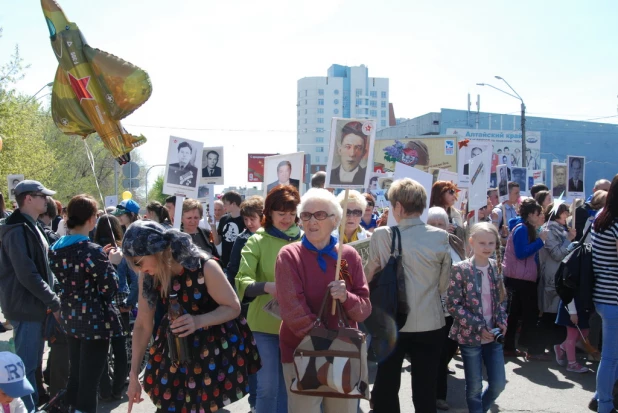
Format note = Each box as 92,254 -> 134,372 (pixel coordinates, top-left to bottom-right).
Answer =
297,64 -> 389,174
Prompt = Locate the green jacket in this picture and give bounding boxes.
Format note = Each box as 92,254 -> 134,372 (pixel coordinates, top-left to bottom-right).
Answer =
236,227 -> 299,335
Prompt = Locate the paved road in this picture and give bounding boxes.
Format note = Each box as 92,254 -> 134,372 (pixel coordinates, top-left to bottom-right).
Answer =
0,324 -> 599,412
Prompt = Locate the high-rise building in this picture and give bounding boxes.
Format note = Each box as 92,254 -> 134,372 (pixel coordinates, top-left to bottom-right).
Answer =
297,64 -> 389,174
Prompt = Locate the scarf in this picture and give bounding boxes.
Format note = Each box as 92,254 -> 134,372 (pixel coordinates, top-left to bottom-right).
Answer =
266,224 -> 301,242
301,235 -> 338,272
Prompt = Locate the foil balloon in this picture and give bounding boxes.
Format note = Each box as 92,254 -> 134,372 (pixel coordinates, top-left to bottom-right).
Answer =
121,191 -> 132,200
41,0 -> 152,164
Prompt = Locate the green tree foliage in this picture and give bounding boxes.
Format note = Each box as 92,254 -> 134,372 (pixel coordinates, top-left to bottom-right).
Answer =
147,174 -> 167,205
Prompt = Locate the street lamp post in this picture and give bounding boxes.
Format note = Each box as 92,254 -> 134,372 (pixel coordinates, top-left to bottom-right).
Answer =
24,82 -> 54,104
477,76 -> 527,168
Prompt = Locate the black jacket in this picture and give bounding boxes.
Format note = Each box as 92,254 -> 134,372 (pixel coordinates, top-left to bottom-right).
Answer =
0,209 -> 60,322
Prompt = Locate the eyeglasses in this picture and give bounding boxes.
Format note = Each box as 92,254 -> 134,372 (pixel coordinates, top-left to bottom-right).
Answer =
367,203 -> 375,207
133,256 -> 146,268
346,209 -> 363,217
299,211 -> 334,221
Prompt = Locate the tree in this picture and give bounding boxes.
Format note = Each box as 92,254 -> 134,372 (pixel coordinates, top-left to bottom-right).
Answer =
147,174 -> 167,204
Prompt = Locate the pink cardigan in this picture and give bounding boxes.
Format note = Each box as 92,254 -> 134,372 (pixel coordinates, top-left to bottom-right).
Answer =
275,242 -> 371,363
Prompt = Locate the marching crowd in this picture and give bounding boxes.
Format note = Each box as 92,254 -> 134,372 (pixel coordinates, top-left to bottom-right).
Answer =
0,170 -> 617,413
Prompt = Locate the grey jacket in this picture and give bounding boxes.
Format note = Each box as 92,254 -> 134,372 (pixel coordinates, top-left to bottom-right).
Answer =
539,221 -> 571,313
366,217 -> 451,333
0,209 -> 60,322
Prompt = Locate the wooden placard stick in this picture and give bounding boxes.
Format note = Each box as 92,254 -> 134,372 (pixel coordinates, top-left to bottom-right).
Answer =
332,188 -> 350,315
571,199 -> 578,230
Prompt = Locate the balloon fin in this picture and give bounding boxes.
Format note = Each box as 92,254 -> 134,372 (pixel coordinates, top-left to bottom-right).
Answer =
122,133 -> 147,150
51,65 -> 96,137
83,45 -> 152,120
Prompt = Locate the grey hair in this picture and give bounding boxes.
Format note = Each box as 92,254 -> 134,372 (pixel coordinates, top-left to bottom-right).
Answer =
298,188 -> 343,227
337,189 -> 367,212
427,207 -> 449,226
595,179 -> 611,190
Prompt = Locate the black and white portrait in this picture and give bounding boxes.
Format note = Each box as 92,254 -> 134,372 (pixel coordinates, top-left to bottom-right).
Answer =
567,156 -> 585,197
497,164 -> 508,201
551,163 -> 568,198
326,118 -> 376,188
163,136 -> 203,198
511,167 -> 527,194
201,147 -> 224,185
7,174 -> 24,201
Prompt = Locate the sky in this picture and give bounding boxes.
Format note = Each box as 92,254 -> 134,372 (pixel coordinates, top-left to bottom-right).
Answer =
2,0 -> 618,193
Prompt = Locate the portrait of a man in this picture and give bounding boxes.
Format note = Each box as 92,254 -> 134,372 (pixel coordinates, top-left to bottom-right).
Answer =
329,121 -> 369,186
202,150 -> 222,178
568,157 -> 584,192
266,160 -> 300,193
167,141 -> 198,187
511,167 -> 527,192
7,174 -> 24,201
463,147 -> 483,175
552,164 -> 567,197
498,165 -> 508,198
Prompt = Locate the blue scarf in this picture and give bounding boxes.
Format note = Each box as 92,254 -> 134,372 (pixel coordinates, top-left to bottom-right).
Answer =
266,225 -> 301,242
301,235 -> 338,272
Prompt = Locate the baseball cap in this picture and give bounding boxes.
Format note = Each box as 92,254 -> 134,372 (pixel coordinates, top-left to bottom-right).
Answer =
112,199 -> 140,216
13,180 -> 56,197
0,352 -> 34,398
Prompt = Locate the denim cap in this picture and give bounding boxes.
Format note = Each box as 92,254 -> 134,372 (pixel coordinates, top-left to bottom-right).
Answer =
0,351 -> 35,398
13,180 -> 56,197
112,199 -> 140,216
122,220 -> 202,270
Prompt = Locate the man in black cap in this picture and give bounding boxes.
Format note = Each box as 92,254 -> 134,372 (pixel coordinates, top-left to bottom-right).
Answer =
0,180 -> 61,412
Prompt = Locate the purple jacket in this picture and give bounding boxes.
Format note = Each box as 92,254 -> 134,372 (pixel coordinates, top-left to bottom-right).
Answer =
502,223 -> 543,282
446,259 -> 508,346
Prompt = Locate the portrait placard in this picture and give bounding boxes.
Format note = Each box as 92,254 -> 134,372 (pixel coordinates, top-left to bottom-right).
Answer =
551,162 -> 568,198
497,164 -> 509,202
201,147 -> 224,185
7,174 -> 24,201
163,136 -> 203,198
387,162 -> 433,225
263,152 -> 305,197
511,167 -> 528,195
566,156 -> 585,200
458,141 -> 492,187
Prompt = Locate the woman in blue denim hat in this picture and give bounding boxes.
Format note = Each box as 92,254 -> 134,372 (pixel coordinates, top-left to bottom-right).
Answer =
123,220 -> 260,413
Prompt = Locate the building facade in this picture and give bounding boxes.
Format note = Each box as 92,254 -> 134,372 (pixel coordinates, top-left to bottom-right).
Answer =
297,64 -> 389,173
377,108 -> 618,194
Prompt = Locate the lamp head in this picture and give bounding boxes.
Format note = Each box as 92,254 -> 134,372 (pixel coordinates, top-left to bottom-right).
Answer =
494,75 -> 503,80
476,83 -> 485,86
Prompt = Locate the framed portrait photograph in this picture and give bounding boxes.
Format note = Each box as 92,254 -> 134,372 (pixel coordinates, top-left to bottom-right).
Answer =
566,156 -> 585,200
263,152 -> 305,197
496,164 -> 509,202
326,118 -> 376,189
457,141 -> 492,187
511,167 -> 528,195
163,136 -> 203,199
201,147 -> 224,185
551,162 -> 568,198
7,174 -> 25,201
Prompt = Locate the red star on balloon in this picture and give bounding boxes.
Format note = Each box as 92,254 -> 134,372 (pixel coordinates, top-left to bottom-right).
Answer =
458,139 -> 470,149
68,73 -> 94,102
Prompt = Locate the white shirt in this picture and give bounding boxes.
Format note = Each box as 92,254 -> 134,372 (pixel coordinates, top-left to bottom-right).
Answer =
338,165 -> 360,183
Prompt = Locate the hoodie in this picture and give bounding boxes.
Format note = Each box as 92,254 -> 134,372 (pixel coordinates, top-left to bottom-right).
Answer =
0,209 -> 60,322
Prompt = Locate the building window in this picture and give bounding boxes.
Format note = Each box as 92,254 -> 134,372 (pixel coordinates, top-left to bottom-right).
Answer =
334,109 -> 339,114
381,91 -> 387,99
305,100 -> 307,105
355,108 -> 363,114
304,109 -> 307,114
316,127 -> 324,132
370,100 -> 377,107
315,155 -> 320,163
305,90 -> 308,97
317,108 -> 324,114
381,101 -> 387,108
316,137 -> 324,143
334,89 -> 339,95
370,91 -> 377,98
317,118 -> 324,124
381,120 -> 386,127
318,89 -> 324,96
318,99 -> 324,105
316,147 -> 324,153
304,119 -> 307,124
355,88 -> 362,97
381,110 -> 387,117
334,99 -> 339,104
370,110 -> 377,117
355,98 -> 362,106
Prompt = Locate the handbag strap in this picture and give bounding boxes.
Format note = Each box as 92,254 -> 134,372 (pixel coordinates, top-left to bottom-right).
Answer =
389,226 -> 402,257
315,288 -> 350,328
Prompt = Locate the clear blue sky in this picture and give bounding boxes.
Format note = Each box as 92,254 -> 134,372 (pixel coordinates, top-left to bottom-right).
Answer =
2,0 -> 618,188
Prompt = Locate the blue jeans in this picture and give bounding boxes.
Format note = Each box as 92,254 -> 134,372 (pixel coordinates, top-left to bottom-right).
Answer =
253,332 -> 287,413
595,303 -> 618,413
460,342 -> 506,413
12,320 -> 44,413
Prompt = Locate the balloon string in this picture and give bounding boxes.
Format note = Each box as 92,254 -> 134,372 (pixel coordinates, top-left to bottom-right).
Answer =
83,140 -> 117,248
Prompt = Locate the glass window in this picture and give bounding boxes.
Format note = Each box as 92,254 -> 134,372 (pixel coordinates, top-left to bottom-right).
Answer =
316,137 -> 324,143
370,91 -> 377,98
370,100 -> 377,107
317,108 -> 324,114
334,109 -> 339,114
316,127 -> 325,132
315,155 -> 320,163
355,88 -> 362,97
317,118 -> 324,124
381,110 -> 387,117
316,147 -> 324,153
334,99 -> 339,104
334,89 -> 339,95
305,90 -> 308,96
318,89 -> 324,96
318,99 -> 324,105
355,108 -> 363,114
370,110 -> 377,117
381,120 -> 387,127
305,100 -> 307,105
355,98 -> 362,106
381,91 -> 387,99
381,101 -> 386,108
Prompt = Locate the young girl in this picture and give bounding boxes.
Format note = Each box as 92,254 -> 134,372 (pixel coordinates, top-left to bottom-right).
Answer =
447,222 -> 507,413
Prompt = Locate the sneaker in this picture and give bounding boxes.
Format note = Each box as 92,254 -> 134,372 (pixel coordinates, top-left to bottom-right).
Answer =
554,344 -> 567,366
588,397 -> 597,411
436,399 -> 449,411
2,321 -> 13,330
567,362 -> 590,373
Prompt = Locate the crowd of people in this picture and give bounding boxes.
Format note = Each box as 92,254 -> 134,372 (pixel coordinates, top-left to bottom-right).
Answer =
0,171 -> 616,413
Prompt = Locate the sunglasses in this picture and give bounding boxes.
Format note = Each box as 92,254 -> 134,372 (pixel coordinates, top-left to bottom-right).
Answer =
367,203 -> 375,207
346,209 -> 363,217
299,211 -> 334,221
133,256 -> 146,268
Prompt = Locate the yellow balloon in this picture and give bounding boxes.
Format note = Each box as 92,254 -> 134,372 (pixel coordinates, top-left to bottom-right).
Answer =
121,191 -> 132,200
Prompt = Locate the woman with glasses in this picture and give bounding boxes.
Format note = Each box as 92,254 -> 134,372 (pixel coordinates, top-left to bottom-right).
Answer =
430,181 -> 464,238
48,194 -> 124,413
123,220 -> 260,413
334,190 -> 371,244
276,188 -> 371,412
360,193 -> 378,233
236,185 -> 302,413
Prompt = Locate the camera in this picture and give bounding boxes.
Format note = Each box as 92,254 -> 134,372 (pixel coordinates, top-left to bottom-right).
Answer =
491,327 -> 505,344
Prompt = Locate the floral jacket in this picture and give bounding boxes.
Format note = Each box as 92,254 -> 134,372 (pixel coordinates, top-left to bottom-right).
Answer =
446,258 -> 508,346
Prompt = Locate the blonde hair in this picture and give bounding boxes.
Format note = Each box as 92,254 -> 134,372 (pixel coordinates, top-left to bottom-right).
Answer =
469,222 -> 506,302
387,178 -> 427,215
182,198 -> 203,218
337,189 -> 367,212
127,248 -> 174,299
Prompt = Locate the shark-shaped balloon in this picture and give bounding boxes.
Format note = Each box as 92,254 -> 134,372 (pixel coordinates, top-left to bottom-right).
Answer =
41,0 -> 152,164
